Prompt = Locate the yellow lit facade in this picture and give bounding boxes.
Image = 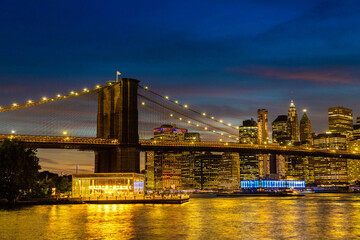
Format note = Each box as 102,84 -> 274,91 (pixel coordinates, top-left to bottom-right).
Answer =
72,173 -> 144,199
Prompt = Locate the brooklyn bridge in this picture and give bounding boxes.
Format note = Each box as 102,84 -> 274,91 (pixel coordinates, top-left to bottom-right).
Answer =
1,78 -> 359,173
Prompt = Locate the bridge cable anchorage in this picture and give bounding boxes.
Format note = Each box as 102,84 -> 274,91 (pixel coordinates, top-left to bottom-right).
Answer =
0,85 -> 107,113
139,100 -> 238,141
139,85 -> 240,130
138,94 -> 238,137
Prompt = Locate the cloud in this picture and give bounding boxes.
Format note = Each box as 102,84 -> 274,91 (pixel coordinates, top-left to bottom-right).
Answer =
233,65 -> 359,85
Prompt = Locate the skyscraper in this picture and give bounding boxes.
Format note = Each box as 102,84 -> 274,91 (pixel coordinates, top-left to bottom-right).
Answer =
238,119 -> 258,144
272,115 -> 289,144
257,109 -> 269,145
328,106 -> 353,134
300,109 -> 312,143
287,100 -> 299,143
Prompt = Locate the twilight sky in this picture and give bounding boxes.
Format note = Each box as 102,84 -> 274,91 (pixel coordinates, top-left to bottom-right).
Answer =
1,0 -> 360,173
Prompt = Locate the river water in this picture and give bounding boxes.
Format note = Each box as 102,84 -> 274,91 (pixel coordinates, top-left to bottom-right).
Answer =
1,194 -> 360,240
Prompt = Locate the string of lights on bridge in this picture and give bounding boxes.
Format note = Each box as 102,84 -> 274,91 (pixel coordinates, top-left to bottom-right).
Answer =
0,82 -> 117,113
139,100 -> 239,142
139,85 -> 240,131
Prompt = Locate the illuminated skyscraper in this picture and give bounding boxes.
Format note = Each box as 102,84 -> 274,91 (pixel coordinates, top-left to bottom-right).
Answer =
238,119 -> 258,144
272,115 -> 289,144
257,109 -> 269,145
328,106 -> 353,134
287,100 -> 299,143
300,109 -> 312,143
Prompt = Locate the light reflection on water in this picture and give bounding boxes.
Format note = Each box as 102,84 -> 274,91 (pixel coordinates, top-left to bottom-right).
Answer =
2,194 -> 360,239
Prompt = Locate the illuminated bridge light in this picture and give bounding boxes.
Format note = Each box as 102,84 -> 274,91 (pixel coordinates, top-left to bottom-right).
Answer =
211,117 -> 214,119
196,124 -> 199,127
83,88 -> 88,92
204,127 -> 208,130
27,100 -> 32,104
141,102 -> 145,105
184,105 -> 188,108
227,123 -> 231,126
213,130 -> 216,133
70,91 -> 75,94
236,126 -> 239,130
96,85 -> 100,89
202,113 -> 206,116
188,121 -> 191,124
219,120 -> 223,123
219,139 -> 223,142
12,103 -> 17,107
57,94 -> 61,97
42,97 -> 47,101
179,117 -> 182,120
175,100 -> 179,104
144,86 -> 148,90
165,96 -> 169,99
170,114 -> 173,117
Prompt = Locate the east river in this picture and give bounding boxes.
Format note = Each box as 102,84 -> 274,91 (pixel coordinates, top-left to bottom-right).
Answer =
2,194 -> 360,239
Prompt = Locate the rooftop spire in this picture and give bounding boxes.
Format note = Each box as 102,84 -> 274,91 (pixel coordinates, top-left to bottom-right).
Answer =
290,100 -> 295,107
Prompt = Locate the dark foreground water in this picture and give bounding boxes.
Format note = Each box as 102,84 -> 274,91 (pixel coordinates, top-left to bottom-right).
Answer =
1,194 -> 360,240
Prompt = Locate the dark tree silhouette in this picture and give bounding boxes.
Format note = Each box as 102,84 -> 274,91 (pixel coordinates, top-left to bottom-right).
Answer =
0,139 -> 40,202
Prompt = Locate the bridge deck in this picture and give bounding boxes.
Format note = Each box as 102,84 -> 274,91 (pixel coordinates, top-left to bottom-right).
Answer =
0,135 -> 359,159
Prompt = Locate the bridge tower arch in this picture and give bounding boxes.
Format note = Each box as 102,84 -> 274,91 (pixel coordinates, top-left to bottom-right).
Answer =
95,78 -> 140,173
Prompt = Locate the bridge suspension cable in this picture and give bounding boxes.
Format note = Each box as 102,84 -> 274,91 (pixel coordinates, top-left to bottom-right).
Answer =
139,85 -> 240,131
139,99 -> 238,141
0,83 -> 112,113
138,93 -> 238,138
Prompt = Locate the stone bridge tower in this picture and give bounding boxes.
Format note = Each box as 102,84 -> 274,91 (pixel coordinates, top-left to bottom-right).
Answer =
95,78 -> 140,173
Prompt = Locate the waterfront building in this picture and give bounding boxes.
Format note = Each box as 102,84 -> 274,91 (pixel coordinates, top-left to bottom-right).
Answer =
240,154 -> 259,180
272,115 -> 290,145
257,109 -> 269,145
313,157 -> 348,184
240,179 -> 305,189
328,106 -> 353,134
238,119 -> 258,144
287,100 -> 299,143
193,153 -> 221,190
218,153 -> 240,189
146,124 -> 188,191
313,132 -> 348,184
72,173 -> 145,199
285,156 -> 314,183
300,109 -> 312,143
239,119 -> 262,180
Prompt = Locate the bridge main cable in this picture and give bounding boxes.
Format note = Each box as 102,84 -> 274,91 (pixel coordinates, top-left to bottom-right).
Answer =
139,85 -> 239,130
139,99 -> 238,140
138,93 -> 238,137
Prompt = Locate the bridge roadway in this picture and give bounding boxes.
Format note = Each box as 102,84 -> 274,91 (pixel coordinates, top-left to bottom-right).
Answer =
1,135 -> 360,159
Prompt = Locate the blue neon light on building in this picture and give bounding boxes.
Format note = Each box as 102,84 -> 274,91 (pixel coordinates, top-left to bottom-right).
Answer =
240,180 -> 305,189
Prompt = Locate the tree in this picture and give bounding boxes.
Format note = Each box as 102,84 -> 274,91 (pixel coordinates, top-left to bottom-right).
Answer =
0,139 -> 40,202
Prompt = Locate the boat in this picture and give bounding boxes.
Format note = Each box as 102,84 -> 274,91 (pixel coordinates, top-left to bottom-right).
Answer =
277,189 -> 306,196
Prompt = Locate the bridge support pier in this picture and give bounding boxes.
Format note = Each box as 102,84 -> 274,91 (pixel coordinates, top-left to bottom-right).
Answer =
95,78 -> 140,173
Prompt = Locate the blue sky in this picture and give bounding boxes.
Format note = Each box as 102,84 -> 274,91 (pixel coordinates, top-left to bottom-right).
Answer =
1,0 -> 360,173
